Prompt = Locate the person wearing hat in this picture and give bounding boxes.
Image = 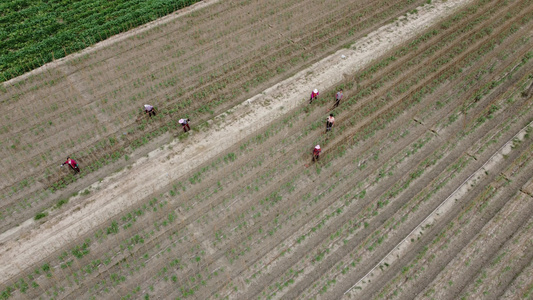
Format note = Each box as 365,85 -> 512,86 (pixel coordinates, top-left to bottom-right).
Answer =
61,156 -> 80,173
313,145 -> 321,162
179,118 -> 190,132
326,114 -> 335,132
309,89 -> 319,104
144,104 -> 156,117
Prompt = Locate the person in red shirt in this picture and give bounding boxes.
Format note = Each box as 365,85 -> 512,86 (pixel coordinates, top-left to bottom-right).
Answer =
61,157 -> 80,173
326,114 -> 335,132
309,89 -> 319,104
313,145 -> 321,162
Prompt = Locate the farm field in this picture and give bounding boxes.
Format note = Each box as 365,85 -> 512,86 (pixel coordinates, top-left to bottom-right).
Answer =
1,0 -> 533,299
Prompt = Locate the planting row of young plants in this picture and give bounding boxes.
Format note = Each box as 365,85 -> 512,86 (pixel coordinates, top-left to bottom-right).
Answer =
0,0 -> 432,233
5,196 -> 198,299
344,55 -> 530,296
366,130 -> 533,300
1,86 -> 340,298
3,1 -> 532,299
465,214 -> 533,299
0,12 -> 446,286
358,69 -> 531,296
211,8 -> 532,298
277,77 -> 532,300
425,162 -> 533,299
235,8 -> 532,298
357,119 -> 531,299
39,1 -> 532,298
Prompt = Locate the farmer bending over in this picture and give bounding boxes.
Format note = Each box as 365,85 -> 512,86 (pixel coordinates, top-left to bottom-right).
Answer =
326,114 -> 335,132
61,157 -> 80,173
310,89 -> 319,104
179,118 -> 191,132
313,145 -> 321,162
334,89 -> 343,108
144,104 -> 156,117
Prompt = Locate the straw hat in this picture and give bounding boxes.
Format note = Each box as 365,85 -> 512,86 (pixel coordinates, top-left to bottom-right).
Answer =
315,145 -> 320,149
313,89 -> 318,93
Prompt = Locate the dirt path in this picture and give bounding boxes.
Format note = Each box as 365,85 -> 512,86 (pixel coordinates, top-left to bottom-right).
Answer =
0,0 -> 473,287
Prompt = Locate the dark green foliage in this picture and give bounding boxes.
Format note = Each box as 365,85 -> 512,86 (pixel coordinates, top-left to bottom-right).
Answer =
34,211 -> 48,220
1,0 -> 202,81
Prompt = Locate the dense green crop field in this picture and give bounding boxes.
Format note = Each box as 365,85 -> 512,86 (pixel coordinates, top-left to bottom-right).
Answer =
0,0 -> 200,82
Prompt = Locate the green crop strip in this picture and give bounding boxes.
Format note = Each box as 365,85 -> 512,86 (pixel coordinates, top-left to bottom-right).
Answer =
0,0 -> 202,82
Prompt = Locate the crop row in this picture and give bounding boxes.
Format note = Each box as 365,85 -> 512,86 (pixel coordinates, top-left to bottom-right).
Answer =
0,0 -> 431,230
230,11 -> 533,298
215,9 -> 532,300
6,1 -> 516,298
2,0 -> 528,298
427,149 -> 533,300
274,93 -> 528,299
355,75 -> 533,298
343,59 -> 533,298
372,134 -> 533,300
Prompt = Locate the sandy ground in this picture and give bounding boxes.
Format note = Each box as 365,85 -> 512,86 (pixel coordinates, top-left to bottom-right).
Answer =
0,0 -> 473,284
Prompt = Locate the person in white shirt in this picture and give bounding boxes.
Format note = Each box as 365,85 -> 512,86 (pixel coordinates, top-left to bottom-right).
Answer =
144,104 -> 156,117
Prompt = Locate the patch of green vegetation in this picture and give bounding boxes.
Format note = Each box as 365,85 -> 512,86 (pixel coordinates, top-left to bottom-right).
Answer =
1,0 -> 203,81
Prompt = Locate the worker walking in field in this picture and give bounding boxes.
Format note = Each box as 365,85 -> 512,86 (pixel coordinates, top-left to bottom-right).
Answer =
333,89 -> 343,108
61,156 -> 80,173
326,113 -> 335,132
179,118 -> 191,132
309,88 -> 319,104
144,104 -> 156,117
313,145 -> 321,162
